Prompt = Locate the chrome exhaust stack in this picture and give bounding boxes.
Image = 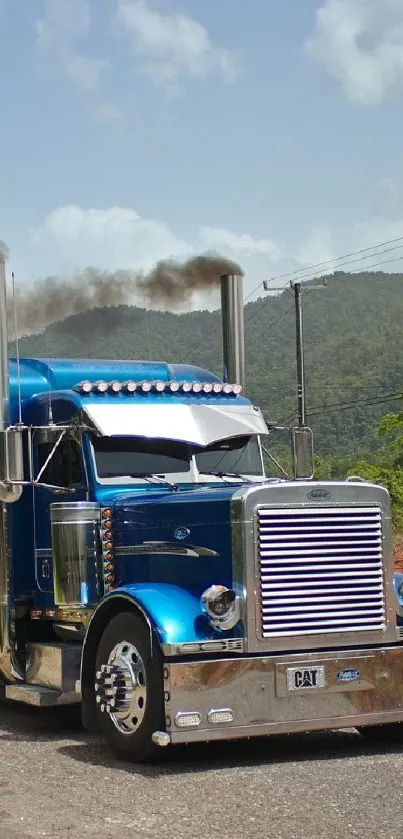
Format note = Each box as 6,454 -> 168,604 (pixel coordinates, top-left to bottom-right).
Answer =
0,252 -> 23,682
220,274 -> 245,391
0,254 -> 22,503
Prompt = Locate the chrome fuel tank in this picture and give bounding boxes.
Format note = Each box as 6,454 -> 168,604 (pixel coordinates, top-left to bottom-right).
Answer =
51,501 -> 101,607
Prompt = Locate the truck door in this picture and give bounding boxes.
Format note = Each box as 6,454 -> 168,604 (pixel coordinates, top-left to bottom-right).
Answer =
33,433 -> 88,594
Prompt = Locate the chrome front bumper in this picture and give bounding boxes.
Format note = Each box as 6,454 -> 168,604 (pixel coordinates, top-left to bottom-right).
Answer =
162,646 -> 403,744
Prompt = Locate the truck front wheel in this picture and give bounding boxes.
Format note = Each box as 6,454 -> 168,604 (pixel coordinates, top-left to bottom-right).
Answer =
94,611 -> 165,761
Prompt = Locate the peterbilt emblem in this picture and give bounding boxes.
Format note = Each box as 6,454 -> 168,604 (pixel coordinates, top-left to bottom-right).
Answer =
174,527 -> 190,541
337,669 -> 360,683
307,488 -> 332,501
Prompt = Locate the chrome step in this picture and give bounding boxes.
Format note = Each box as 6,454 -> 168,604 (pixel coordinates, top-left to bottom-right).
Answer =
5,683 -> 80,707
26,642 -> 82,692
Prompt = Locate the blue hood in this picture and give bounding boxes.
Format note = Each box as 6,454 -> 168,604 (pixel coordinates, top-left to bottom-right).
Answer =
107,485 -> 239,595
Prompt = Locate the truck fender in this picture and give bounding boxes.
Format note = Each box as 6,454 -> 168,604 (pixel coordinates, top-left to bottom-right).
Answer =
80,583 -> 208,731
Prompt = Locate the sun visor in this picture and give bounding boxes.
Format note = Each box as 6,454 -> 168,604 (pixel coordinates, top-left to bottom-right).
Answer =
82,402 -> 268,446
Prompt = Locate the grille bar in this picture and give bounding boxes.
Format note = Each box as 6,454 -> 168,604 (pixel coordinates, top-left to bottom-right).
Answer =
257,505 -> 385,638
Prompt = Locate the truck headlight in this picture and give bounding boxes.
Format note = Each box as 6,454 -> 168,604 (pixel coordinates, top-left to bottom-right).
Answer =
201,585 -> 240,630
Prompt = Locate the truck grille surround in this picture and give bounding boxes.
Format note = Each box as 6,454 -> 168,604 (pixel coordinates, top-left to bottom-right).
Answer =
257,506 -> 385,637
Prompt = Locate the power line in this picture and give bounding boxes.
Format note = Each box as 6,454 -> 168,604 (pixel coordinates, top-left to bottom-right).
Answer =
290,249 -> 403,287
278,390 -> 402,427
286,242 -> 403,284
255,232 -> 403,293
307,392 -> 402,418
245,231 -> 403,307
246,241 -> 403,334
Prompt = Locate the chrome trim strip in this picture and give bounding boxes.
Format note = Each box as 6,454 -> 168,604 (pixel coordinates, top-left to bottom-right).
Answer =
114,543 -> 219,558
170,711 -> 403,744
162,638 -> 244,656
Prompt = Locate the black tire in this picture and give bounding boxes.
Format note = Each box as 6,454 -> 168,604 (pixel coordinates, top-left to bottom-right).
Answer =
357,723 -> 403,743
95,611 -> 165,762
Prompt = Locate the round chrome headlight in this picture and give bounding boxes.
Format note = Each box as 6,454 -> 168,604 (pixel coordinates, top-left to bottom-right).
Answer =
201,585 -> 240,630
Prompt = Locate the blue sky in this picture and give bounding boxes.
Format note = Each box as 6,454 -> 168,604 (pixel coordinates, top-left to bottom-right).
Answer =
1,0 -> 403,308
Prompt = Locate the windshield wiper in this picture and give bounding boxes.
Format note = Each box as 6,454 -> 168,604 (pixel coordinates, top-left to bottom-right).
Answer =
198,471 -> 248,483
129,473 -> 178,490
99,472 -> 178,489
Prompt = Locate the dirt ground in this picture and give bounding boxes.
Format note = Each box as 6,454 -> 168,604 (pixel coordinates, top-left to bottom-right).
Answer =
1,703 -> 403,839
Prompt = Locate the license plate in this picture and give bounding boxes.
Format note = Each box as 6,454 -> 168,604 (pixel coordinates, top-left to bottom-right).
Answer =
286,665 -> 325,691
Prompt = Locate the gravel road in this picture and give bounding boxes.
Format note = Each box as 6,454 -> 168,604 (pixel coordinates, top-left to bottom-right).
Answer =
0,700 -> 402,839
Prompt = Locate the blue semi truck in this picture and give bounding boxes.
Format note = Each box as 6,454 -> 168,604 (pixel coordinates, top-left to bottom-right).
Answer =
1,259 -> 403,761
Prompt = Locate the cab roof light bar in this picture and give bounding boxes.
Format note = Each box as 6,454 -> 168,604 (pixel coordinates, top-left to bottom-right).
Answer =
73,380 -> 242,396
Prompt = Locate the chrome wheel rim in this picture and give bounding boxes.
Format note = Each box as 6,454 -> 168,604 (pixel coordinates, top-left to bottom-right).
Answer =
95,641 -> 147,735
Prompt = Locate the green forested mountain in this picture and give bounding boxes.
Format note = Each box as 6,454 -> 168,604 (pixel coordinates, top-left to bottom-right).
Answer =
11,270 -> 403,459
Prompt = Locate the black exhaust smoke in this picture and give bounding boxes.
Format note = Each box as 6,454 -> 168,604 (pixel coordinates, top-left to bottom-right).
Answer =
9,252 -> 243,335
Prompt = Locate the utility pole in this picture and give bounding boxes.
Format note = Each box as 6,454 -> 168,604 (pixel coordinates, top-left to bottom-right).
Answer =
263,278 -> 325,429
262,276 -> 325,479
293,282 -> 305,428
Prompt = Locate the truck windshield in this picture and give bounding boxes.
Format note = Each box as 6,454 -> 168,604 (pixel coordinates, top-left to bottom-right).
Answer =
193,436 -> 263,476
91,435 -> 264,483
93,437 -> 190,478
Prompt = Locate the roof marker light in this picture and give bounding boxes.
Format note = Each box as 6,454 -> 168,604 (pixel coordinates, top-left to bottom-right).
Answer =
109,380 -> 121,393
123,380 -> 137,393
233,384 -> 243,395
212,383 -> 223,393
94,380 -> 108,393
168,381 -> 180,392
77,380 -> 92,394
141,381 -> 152,392
181,382 -> 192,392
202,383 -> 213,393
192,382 -> 202,393
153,380 -> 165,392
223,383 -> 233,394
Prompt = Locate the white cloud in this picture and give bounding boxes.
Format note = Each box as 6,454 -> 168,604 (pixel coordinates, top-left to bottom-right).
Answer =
306,0 -> 403,105
30,205 -> 192,273
29,206 -> 281,273
295,224 -> 336,268
199,226 -> 281,258
116,0 -> 239,88
35,0 -> 91,46
35,0 -> 108,93
64,54 -> 110,93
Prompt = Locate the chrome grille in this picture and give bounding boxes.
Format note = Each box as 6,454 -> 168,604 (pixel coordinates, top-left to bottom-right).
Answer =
257,506 -> 385,637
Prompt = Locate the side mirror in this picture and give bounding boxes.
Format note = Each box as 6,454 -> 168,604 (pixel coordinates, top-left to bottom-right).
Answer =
291,426 -> 314,480
0,428 -> 23,503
